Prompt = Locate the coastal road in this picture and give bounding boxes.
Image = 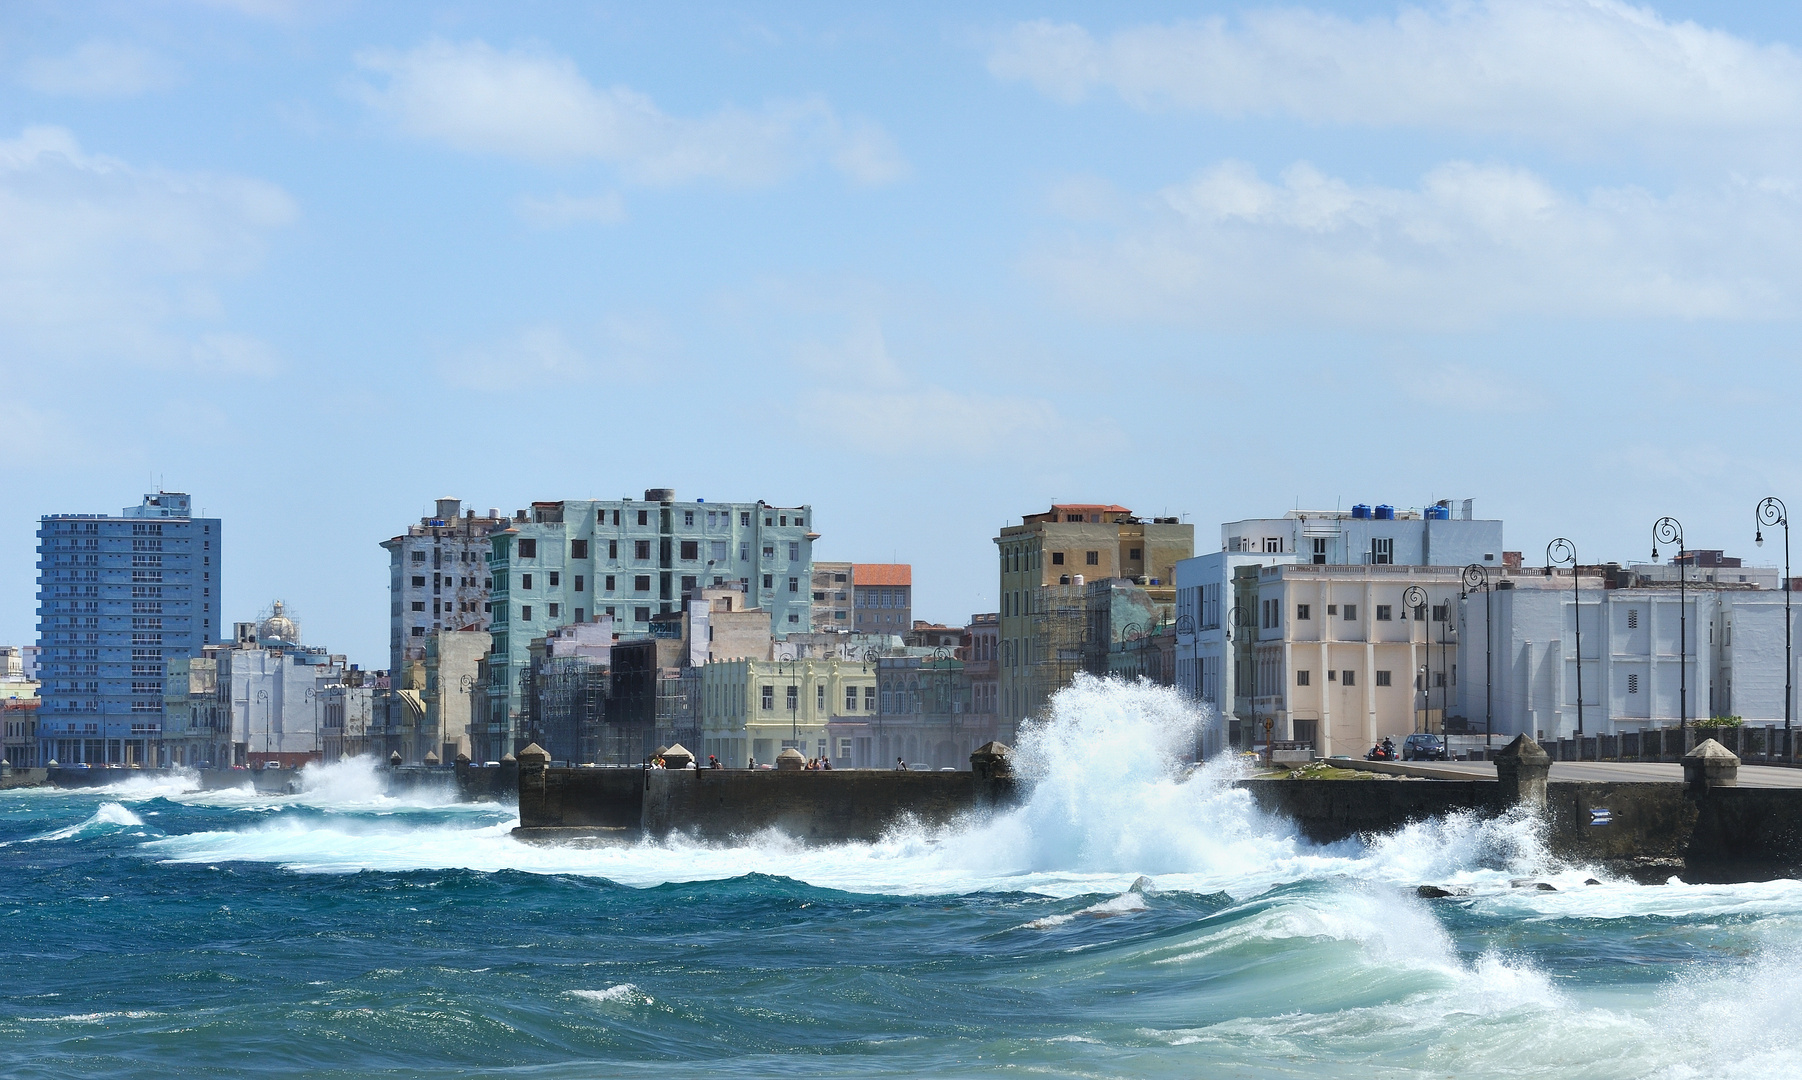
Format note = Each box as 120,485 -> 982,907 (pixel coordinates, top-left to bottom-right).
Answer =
1327,757 -> 1802,788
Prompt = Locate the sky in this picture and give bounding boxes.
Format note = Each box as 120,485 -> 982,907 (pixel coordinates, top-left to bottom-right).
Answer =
6,0 -> 1802,666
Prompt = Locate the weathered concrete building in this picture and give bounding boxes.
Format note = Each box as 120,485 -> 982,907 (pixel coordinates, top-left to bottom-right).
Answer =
162,655 -> 226,767
811,561 -> 853,631
422,629 -> 491,764
852,564 -> 912,634
964,612 -> 1000,740
380,499 -> 508,724
997,503 -> 1193,728
484,491 -> 814,754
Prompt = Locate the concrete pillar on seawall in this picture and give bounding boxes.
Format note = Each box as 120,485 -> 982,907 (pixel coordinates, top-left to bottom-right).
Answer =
1494,734 -> 1551,811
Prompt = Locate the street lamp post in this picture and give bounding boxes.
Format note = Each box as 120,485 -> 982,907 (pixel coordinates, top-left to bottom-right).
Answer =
1652,518 -> 1688,741
1462,565 -> 1494,751
1176,613 -> 1202,761
1757,499 -> 1792,764
1546,539 -> 1583,739
1404,585 -> 1428,735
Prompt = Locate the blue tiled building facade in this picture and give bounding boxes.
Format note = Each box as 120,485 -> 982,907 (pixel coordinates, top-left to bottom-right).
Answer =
35,492 -> 222,766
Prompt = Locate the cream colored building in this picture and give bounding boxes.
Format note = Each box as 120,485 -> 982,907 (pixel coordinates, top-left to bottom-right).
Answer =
1250,564 -> 1468,756
700,657 -> 877,767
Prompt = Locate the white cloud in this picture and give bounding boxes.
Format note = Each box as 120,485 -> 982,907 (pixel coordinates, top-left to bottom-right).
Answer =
1029,159 -> 1802,329
18,40 -> 180,98
355,39 -> 906,186
989,2 -> 1802,153
515,191 -> 627,228
0,126 -> 295,372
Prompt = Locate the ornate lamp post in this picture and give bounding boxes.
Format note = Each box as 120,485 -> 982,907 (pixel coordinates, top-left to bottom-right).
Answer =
1652,518 -> 1687,740
1404,585 -> 1428,734
1546,539 -> 1583,737
1757,497 -> 1792,763
1175,613 -> 1202,761
1462,565 -> 1493,750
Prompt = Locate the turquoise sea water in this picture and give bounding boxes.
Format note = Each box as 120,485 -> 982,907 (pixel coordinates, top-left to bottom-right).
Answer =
3,680 -> 1799,1079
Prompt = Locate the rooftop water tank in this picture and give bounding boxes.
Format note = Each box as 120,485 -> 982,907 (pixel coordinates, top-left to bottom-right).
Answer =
1375,505 -> 1395,520
1424,505 -> 1450,520
1351,504 -> 1372,519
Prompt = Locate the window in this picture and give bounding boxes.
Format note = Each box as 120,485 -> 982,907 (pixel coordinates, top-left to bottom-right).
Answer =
763,544 -> 775,559
548,572 -> 559,587
865,686 -> 876,710
1296,604 -> 1310,621
1432,604 -> 1448,623
571,540 -> 588,559
1328,669 -> 1336,682
518,539 -> 537,558
605,575 -> 616,591
1628,673 -> 1640,693
762,574 -> 772,589
1434,672 -> 1446,688
574,576 -> 584,592
1051,552 -> 1065,565
1296,670 -> 1310,686
520,606 -> 532,621
785,685 -> 798,710
741,512 -> 751,526
846,686 -> 858,710
634,575 -> 651,592
411,601 -> 425,611
1342,670 -> 1356,686
1343,604 -> 1357,621
762,685 -> 775,711
1376,670 -> 1392,687
634,606 -> 650,623
1086,551 -> 1099,566
548,604 -> 560,618
684,510 -> 695,526
635,540 -> 651,561
740,542 -> 750,561
788,613 -> 800,623
1312,538 -> 1328,565
1414,604 -> 1427,621
817,685 -> 826,710
608,540 -> 618,560
412,551 -> 426,563
638,510 -> 650,526
1130,547 -> 1143,559
412,576 -> 426,587
788,541 -> 800,561
1326,604 -> 1337,615
766,516 -> 774,526
521,573 -> 532,590
1376,605 -> 1392,621
789,577 -> 799,594
681,541 -> 699,561
1627,608 -> 1639,629
1370,537 -> 1393,565
712,541 -> 727,562
1263,537 -> 1280,553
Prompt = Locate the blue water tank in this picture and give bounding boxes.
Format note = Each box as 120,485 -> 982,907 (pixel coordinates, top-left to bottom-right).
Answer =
1375,505 -> 1395,520
1351,504 -> 1371,519
1424,504 -> 1450,520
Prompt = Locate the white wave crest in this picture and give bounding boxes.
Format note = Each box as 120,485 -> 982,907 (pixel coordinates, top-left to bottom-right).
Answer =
28,802 -> 145,843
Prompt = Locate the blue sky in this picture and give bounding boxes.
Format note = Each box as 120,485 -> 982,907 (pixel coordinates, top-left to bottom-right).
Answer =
6,0 -> 1802,665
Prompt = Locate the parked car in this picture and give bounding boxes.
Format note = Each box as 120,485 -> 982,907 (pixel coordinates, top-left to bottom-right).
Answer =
1403,733 -> 1450,761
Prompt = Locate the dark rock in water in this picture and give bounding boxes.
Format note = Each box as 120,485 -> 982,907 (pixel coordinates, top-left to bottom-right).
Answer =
1534,882 -> 1558,891
1417,885 -> 1453,898
1585,878 -> 1602,886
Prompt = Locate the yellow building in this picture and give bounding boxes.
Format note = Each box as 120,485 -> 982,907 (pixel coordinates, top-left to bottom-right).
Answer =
700,657 -> 878,767
996,503 -> 1193,726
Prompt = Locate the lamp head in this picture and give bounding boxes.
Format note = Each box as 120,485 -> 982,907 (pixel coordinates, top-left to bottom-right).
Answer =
1757,531 -> 1765,547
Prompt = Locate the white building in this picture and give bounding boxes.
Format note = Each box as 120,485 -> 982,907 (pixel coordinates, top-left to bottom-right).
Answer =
1456,569 -> 1794,741
379,499 -> 509,689
1177,500 -> 1503,756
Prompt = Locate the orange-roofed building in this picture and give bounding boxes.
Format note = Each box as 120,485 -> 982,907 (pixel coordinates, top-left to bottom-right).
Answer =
851,564 -> 912,634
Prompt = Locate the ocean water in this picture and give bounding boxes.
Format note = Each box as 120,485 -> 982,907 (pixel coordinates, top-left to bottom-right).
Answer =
3,678 -> 1800,1079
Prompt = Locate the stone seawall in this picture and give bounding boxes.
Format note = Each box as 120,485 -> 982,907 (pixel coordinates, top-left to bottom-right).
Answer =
515,766 -> 1018,843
